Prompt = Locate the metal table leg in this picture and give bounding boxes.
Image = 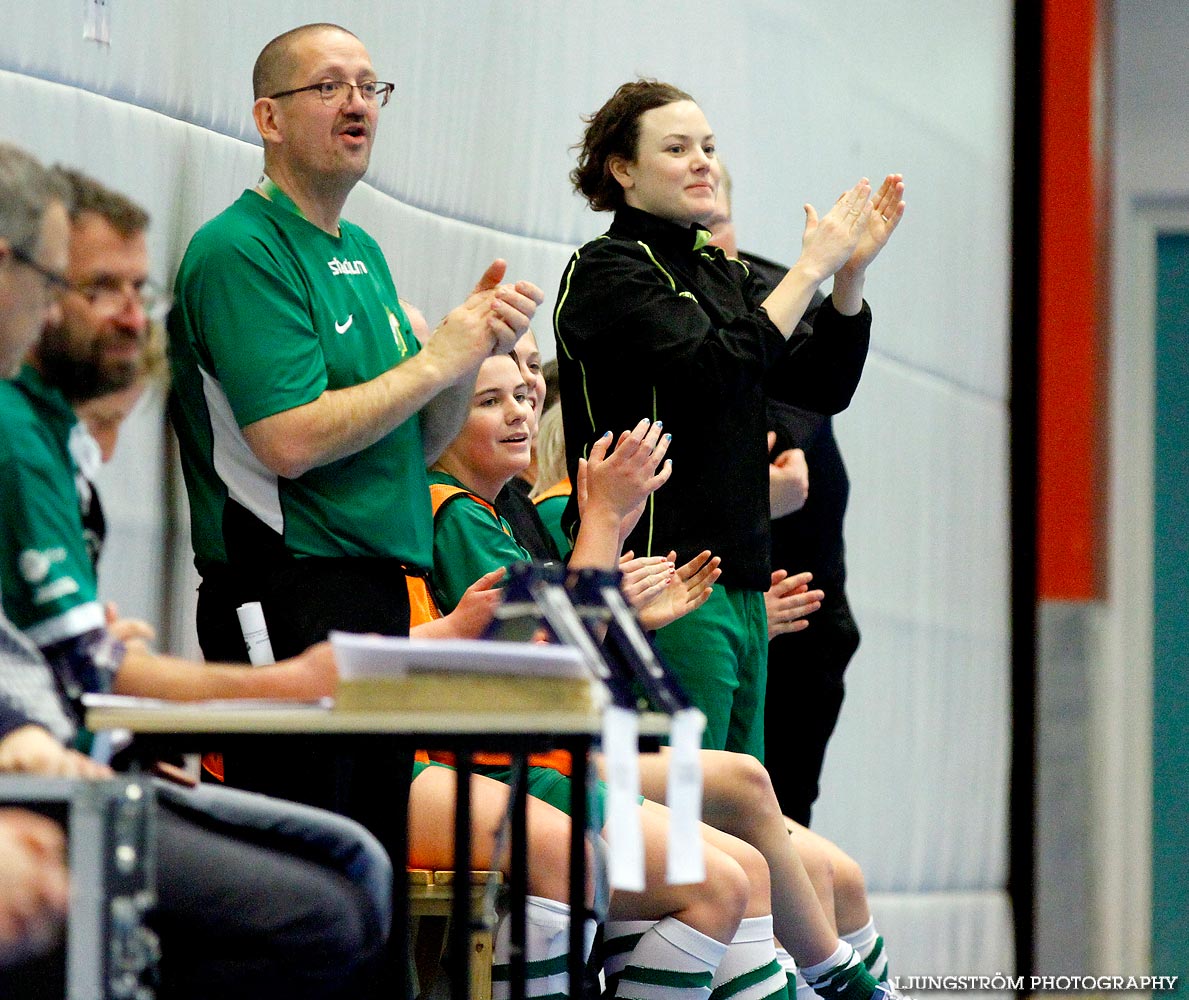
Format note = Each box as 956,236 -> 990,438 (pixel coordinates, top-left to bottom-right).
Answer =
509,753 -> 529,999
450,751 -> 473,1000
568,742 -> 589,998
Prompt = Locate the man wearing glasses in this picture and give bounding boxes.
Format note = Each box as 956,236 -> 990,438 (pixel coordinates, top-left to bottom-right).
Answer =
0,162 -> 349,709
0,167 -> 163,667
27,168 -> 166,571
0,143 -> 392,999
0,152 -> 98,659
167,23 -> 542,803
37,168 -> 165,407
0,145 -> 70,379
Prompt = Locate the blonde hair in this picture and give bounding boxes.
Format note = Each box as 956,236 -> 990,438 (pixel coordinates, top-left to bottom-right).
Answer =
531,402 -> 568,498
140,320 -> 169,388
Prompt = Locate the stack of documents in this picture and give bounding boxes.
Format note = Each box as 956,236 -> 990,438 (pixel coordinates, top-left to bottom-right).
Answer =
329,634 -> 605,714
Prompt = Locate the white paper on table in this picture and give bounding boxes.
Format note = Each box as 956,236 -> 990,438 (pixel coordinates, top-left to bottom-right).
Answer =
665,707 -> 706,884
602,705 -> 644,891
328,633 -> 589,681
81,693 -> 334,712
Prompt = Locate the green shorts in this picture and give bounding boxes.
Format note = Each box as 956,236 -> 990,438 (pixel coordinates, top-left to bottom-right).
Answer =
475,765 -> 617,830
652,585 -> 768,759
411,758 -> 455,781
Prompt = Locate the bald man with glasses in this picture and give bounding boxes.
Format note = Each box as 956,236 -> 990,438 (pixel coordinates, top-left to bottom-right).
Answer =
168,23 -> 543,807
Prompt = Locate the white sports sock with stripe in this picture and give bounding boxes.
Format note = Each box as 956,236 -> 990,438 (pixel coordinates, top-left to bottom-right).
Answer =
801,940 -> 878,1000
603,920 -> 658,996
492,895 -> 592,999
774,944 -> 815,1000
612,916 -> 728,1000
840,918 -> 888,982
708,915 -> 789,1000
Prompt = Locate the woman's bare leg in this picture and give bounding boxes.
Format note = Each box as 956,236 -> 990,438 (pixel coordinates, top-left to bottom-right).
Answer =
610,801 -> 789,1000
608,800 -> 750,941
787,821 -> 870,936
634,749 -> 843,967
783,818 -> 838,931
408,765 -> 586,904
409,766 -> 598,998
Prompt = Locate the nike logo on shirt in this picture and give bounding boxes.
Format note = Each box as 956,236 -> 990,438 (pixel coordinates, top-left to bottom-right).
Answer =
335,315 -> 354,334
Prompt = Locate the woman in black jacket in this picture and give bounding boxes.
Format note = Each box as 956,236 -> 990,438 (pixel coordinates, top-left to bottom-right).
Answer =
554,78 -> 903,759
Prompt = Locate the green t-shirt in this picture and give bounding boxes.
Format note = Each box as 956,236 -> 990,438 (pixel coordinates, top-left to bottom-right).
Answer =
429,471 -> 530,614
0,367 -> 103,645
168,188 -> 433,569
533,493 -> 572,559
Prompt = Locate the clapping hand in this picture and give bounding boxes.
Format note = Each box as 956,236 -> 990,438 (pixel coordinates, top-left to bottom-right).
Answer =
839,173 -> 905,277
765,569 -> 824,639
635,550 -> 722,631
768,432 -> 809,518
799,178 -> 873,283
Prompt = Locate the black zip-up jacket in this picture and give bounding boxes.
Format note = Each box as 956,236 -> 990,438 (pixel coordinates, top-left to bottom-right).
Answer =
553,206 -> 871,591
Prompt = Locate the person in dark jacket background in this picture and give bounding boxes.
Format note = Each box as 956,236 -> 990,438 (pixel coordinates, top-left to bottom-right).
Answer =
707,172 -> 874,825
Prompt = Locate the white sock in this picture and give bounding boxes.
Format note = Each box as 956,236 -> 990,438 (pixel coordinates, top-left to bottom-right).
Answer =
614,916 -> 728,1000
492,894 -> 583,998
801,941 -> 876,1000
774,945 -> 814,1000
840,918 -> 888,982
708,915 -> 788,1000
603,920 -> 657,996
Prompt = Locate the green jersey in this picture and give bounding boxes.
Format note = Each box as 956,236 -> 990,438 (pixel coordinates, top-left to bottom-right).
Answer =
0,367 -> 103,645
168,188 -> 432,571
533,492 -> 572,559
428,471 -> 529,614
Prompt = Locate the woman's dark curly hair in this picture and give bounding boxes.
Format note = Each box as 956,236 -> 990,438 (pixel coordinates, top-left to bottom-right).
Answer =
570,79 -> 695,213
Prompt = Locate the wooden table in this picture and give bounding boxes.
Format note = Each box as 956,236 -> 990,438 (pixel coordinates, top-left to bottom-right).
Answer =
87,696 -> 666,1000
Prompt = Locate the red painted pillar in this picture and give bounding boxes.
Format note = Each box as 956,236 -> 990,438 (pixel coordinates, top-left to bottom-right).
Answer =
1036,0 -> 1107,600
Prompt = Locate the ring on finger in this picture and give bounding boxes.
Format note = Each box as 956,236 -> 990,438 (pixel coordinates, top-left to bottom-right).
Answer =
881,213 -> 890,223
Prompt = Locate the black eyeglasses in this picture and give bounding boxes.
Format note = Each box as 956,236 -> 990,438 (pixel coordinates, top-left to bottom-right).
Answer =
268,80 -> 394,108
69,276 -> 172,321
10,245 -> 70,300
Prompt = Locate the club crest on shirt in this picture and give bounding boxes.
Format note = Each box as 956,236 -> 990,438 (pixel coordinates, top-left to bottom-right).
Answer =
388,307 -> 409,356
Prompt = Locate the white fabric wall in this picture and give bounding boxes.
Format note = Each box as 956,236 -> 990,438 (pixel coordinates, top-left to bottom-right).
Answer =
0,2 -> 1014,982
